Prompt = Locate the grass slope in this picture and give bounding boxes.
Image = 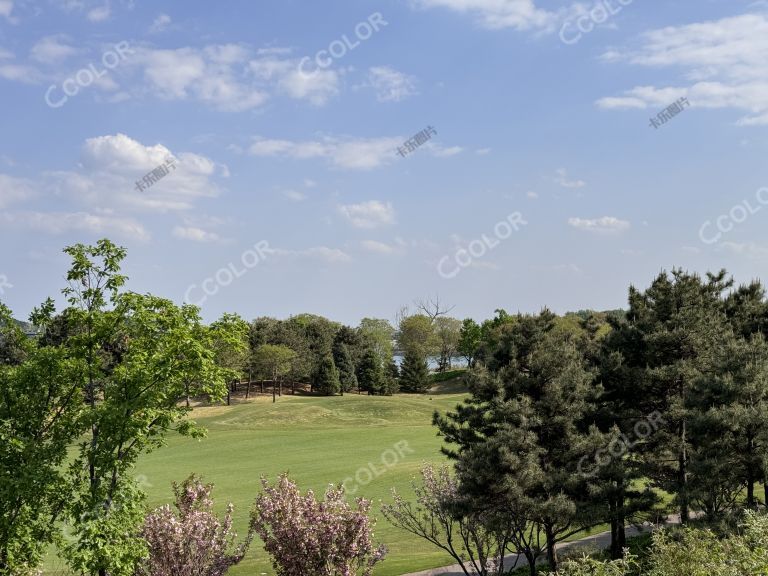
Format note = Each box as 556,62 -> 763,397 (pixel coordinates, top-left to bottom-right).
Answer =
45,388 -> 468,576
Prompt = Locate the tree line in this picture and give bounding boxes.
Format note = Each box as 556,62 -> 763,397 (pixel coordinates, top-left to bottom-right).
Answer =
384,269 -> 768,575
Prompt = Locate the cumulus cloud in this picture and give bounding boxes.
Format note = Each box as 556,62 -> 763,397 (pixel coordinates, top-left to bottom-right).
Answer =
248,133 -> 462,170
568,216 -> 630,234
270,246 -> 351,263
339,201 -> 396,229
0,211 -> 150,241
596,13 -> 768,125
249,135 -> 402,170
0,0 -> 16,23
718,241 -> 768,260
555,168 -> 586,189
30,35 -> 78,64
86,3 -> 110,22
172,226 -> 223,243
149,13 -> 171,33
0,134 -> 225,242
364,66 -> 418,102
281,189 -> 307,202
0,174 -> 36,208
414,0 -> 561,31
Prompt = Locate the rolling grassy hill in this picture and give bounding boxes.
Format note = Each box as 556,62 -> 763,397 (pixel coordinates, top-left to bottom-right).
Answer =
44,387 -> 469,576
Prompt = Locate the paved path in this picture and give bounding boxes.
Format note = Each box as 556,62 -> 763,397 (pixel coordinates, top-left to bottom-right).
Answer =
402,519 -> 674,576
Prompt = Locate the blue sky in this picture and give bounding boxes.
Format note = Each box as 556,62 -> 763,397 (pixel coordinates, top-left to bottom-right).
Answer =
1,0 -> 767,326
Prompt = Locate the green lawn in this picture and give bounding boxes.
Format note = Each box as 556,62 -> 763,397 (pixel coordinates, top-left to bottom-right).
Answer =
43,390 -> 469,576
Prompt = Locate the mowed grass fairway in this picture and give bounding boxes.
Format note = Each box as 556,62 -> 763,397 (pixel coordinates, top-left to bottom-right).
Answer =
44,389 -> 467,576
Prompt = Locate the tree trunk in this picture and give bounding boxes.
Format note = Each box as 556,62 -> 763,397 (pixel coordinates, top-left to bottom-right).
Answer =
525,550 -> 537,576
609,499 -> 619,560
545,524 -> 557,572
763,478 -> 768,509
679,419 -> 689,524
260,379 -> 264,393
246,380 -> 251,399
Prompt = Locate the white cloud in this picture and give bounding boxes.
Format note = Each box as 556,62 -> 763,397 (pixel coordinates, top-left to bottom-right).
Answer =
0,174 -> 36,208
149,13 -> 171,33
427,143 -> 464,157
0,63 -> 42,84
718,241 -> 768,260
249,135 -> 402,170
414,0 -> 561,31
568,216 -> 630,234
281,189 -> 307,202
248,133 -> 461,169
339,200 -> 396,229
48,133 -> 223,214
0,211 -> 149,241
0,0 -> 16,23
361,240 -> 396,254
555,168 -> 586,189
596,13 -> 768,124
270,246 -> 351,263
30,35 -> 78,64
365,66 -> 418,102
87,3 -> 110,22
172,226 -> 222,243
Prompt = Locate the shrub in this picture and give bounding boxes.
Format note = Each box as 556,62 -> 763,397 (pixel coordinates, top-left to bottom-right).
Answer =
137,475 -> 252,576
251,473 -> 386,576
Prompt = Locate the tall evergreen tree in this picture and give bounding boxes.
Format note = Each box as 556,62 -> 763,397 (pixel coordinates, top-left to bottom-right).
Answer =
314,354 -> 341,396
617,269 -> 734,524
332,340 -> 357,394
399,350 -> 430,393
435,311 -> 599,573
357,349 -> 384,395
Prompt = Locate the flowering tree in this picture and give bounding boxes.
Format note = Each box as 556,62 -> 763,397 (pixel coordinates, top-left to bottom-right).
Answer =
381,464 -> 530,576
250,474 -> 387,576
137,475 -> 252,576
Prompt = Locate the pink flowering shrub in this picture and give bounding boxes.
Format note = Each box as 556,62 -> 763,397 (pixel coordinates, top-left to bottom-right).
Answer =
136,475 -> 253,576
250,473 -> 387,576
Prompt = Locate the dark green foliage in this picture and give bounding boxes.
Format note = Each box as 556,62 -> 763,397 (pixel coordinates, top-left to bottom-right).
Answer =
332,340 -> 358,393
314,354 -> 341,396
399,351 -> 430,393
357,349 -> 386,395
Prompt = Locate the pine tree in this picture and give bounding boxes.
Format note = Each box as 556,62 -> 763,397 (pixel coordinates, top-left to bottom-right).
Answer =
356,349 -> 383,395
332,341 -> 357,393
435,311 -> 598,573
399,350 -> 430,393
314,354 -> 340,396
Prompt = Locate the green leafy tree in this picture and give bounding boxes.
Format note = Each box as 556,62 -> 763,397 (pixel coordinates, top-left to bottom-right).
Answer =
458,318 -> 482,368
52,240 -> 233,576
0,305 -> 83,574
251,344 -> 297,402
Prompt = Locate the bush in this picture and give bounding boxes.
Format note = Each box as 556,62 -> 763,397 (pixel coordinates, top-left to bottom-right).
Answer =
137,475 -> 252,576
251,473 -> 386,576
